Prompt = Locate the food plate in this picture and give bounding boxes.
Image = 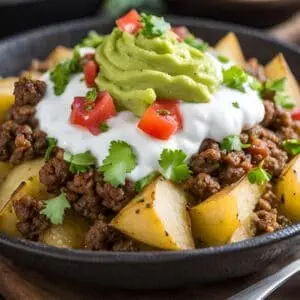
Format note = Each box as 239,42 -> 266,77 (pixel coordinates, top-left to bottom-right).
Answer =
1,15 -> 300,289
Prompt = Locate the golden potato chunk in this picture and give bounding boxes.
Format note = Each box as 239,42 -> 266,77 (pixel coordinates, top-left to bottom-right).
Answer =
190,176 -> 266,246
39,213 -> 89,249
275,154 -> 300,221
215,32 -> 245,66
111,177 -> 195,250
265,53 -> 300,108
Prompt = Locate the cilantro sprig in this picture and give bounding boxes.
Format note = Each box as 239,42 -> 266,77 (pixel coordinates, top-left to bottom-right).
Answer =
135,171 -> 160,192
80,31 -> 105,48
264,78 -> 294,109
283,139 -> 300,155
248,162 -> 271,185
86,88 -> 97,101
40,193 -> 70,224
44,138 -> 57,161
50,47 -> 82,96
222,66 -> 248,92
220,135 -> 250,152
184,35 -> 209,52
99,141 -> 137,187
141,13 -> 170,38
159,149 -> 190,182
64,151 -> 96,173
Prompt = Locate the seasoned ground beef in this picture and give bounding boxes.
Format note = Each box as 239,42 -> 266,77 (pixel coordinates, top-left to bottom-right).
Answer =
253,185 -> 291,234
13,77 -> 46,106
0,121 -> 47,165
13,195 -> 49,240
85,219 -> 139,251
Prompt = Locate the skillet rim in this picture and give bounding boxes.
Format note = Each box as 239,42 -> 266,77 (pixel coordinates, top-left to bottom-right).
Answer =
1,15 -> 300,263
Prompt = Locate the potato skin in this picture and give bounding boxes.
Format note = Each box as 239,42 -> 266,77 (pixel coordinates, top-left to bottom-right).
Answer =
275,155 -> 300,222
39,214 -> 89,249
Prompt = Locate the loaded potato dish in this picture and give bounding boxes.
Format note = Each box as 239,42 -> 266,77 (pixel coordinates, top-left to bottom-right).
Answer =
0,10 -> 300,251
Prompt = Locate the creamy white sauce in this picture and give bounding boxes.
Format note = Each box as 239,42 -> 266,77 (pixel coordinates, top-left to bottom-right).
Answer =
36,52 -> 265,181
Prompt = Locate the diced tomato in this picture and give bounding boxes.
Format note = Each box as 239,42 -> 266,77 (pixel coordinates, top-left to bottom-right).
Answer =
138,99 -> 183,140
172,26 -> 190,41
84,60 -> 98,88
291,108 -> 300,121
70,91 -> 116,135
116,9 -> 142,34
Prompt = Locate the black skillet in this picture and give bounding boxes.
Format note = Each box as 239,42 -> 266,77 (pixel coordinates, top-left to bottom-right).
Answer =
1,16 -> 300,289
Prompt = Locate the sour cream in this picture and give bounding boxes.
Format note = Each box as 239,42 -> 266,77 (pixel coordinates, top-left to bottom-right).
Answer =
36,53 -> 265,181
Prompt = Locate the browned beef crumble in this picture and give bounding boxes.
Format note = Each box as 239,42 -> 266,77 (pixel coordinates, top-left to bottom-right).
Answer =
13,195 -> 49,240
0,77 -> 47,164
85,219 -> 139,251
253,184 -> 291,234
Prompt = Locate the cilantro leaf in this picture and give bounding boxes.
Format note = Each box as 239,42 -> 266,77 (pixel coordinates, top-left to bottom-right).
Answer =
141,13 -> 171,38
248,166 -> 271,185
80,31 -> 105,48
100,141 -> 137,187
222,66 -> 248,92
249,77 -> 263,93
232,101 -> 240,109
44,138 -> 57,161
86,88 -> 97,101
63,151 -> 96,173
283,139 -> 300,155
159,149 -> 190,182
217,55 -> 230,63
50,47 -> 82,96
220,135 -> 250,151
264,78 -> 295,109
135,171 -> 160,192
40,193 -> 70,224
184,35 -> 209,52
100,122 -> 109,132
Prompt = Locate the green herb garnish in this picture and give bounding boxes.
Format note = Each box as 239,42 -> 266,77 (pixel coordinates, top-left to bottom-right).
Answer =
222,66 -> 248,92
248,163 -> 271,185
80,31 -> 105,48
232,102 -> 240,109
44,138 -> 57,161
86,88 -> 97,101
159,149 -> 190,182
250,77 -> 263,93
40,193 -> 70,224
283,139 -> 300,155
264,78 -> 294,109
99,141 -> 137,187
184,35 -> 209,52
217,55 -> 230,63
220,135 -> 250,151
141,13 -> 171,38
100,122 -> 109,132
64,151 -> 96,173
135,171 -> 160,192
50,47 -> 82,96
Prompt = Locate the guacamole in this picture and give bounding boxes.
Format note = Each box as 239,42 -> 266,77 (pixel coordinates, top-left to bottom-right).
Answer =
95,28 -> 220,116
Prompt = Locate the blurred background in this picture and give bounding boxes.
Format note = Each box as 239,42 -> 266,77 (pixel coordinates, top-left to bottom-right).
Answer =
0,0 -> 300,40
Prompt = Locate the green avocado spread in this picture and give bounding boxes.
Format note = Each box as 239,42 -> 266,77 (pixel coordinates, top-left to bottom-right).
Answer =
95,27 -> 220,116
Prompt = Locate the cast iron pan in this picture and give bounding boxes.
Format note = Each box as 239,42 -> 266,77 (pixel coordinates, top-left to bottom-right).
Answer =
1,16 -> 300,290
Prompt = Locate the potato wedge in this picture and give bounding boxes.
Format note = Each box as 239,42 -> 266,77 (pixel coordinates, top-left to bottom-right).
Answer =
111,177 -> 195,250
229,217 -> 254,244
0,159 -> 44,212
265,53 -> 300,108
0,77 -> 17,95
215,32 -> 245,66
0,162 -> 14,184
190,176 -> 266,246
0,77 -> 16,123
39,213 -> 89,249
0,175 -> 50,237
275,154 -> 300,221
